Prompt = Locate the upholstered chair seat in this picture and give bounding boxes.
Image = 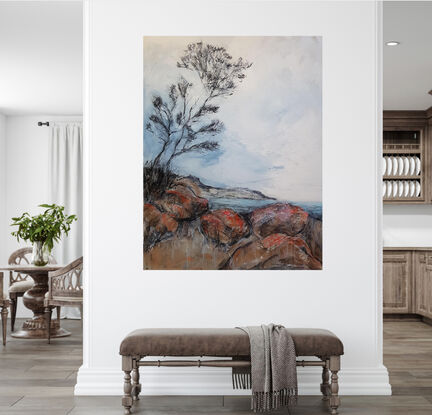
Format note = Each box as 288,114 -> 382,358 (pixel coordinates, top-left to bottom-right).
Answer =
9,280 -> 34,293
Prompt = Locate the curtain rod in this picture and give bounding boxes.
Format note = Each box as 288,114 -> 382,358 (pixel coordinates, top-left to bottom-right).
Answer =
38,121 -> 82,127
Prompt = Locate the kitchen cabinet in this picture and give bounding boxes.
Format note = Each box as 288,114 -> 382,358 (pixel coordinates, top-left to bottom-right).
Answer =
383,250 -> 413,313
383,248 -> 432,320
414,251 -> 432,319
383,109 -> 432,204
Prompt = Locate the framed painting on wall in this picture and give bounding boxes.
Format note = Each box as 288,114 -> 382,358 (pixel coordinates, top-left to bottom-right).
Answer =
143,36 -> 322,270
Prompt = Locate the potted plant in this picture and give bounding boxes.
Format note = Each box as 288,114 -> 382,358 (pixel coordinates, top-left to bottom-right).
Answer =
11,204 -> 77,266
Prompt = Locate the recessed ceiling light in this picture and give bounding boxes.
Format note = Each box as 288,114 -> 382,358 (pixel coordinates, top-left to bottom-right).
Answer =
386,41 -> 400,46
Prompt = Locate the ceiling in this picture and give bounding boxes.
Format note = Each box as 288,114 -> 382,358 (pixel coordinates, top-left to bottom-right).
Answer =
0,1 -> 429,114
384,1 -> 432,110
0,1 -> 82,115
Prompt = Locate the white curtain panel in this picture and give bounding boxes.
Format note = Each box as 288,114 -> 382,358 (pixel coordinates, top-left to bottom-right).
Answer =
48,122 -> 83,319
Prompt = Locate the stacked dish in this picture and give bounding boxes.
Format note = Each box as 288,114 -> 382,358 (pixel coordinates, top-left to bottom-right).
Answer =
383,156 -> 421,177
383,180 -> 421,198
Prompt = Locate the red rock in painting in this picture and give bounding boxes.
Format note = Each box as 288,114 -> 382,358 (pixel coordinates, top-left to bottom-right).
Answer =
300,216 -> 322,261
261,233 -> 291,249
200,209 -> 249,245
144,203 -> 178,251
250,203 -> 309,238
159,212 -> 178,233
144,203 -> 161,227
224,234 -> 321,270
156,186 -> 208,220
173,176 -> 204,198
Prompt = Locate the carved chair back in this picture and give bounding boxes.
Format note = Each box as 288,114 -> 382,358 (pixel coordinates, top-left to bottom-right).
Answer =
8,247 -> 32,285
46,257 -> 83,304
9,247 -> 57,285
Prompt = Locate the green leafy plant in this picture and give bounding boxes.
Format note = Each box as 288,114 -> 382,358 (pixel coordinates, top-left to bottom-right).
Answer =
11,204 -> 77,252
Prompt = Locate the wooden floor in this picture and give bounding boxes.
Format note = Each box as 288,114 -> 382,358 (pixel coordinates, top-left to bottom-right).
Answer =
1,319 -> 432,414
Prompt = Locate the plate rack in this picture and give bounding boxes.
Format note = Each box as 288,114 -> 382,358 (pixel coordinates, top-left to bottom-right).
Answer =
383,130 -> 424,203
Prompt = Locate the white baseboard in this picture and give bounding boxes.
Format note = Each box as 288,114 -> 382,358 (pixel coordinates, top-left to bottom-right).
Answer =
74,365 -> 391,396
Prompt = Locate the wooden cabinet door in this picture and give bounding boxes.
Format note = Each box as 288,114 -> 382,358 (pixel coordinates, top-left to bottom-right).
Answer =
383,251 -> 412,313
424,254 -> 432,319
415,252 -> 429,317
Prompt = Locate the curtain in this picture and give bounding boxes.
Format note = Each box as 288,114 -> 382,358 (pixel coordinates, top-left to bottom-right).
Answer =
48,122 -> 83,319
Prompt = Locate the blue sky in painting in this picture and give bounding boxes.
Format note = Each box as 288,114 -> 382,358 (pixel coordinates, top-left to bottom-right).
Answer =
143,36 -> 322,202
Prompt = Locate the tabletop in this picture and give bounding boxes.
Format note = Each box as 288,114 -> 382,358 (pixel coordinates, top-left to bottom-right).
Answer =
0,264 -> 64,273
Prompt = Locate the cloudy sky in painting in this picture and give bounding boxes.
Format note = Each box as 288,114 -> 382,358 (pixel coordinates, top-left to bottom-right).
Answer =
143,36 -> 322,202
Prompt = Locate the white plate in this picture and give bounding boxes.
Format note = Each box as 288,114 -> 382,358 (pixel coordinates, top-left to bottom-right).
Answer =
393,181 -> 398,197
415,181 -> 421,197
398,157 -> 404,176
403,157 -> 410,176
383,158 -> 387,176
415,157 -> 421,175
386,181 -> 392,198
383,182 -> 387,197
409,157 -> 415,176
398,181 -> 404,197
410,181 -> 415,197
392,157 -> 399,176
404,181 -> 410,197
387,157 -> 393,176
404,180 -> 409,197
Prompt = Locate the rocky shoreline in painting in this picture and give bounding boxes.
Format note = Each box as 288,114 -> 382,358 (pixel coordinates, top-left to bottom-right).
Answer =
144,175 -> 322,270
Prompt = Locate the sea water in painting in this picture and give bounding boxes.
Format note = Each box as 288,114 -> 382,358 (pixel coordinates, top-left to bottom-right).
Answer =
143,37 -> 322,270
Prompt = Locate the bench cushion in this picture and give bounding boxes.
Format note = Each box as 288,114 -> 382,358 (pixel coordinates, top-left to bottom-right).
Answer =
120,328 -> 343,357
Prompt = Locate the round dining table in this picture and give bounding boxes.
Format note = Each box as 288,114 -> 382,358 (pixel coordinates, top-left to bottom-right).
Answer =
0,264 -> 70,339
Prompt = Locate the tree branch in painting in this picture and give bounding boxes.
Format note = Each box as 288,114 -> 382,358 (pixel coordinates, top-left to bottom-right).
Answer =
144,42 -> 252,201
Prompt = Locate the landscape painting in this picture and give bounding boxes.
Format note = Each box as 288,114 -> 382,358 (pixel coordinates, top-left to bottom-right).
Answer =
143,36 -> 322,270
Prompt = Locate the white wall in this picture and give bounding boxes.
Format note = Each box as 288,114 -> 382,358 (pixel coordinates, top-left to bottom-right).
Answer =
3,115 -> 81,318
76,0 -> 390,396
0,114 -> 6,267
383,205 -> 432,247
4,116 -> 51,318
0,1 -> 83,115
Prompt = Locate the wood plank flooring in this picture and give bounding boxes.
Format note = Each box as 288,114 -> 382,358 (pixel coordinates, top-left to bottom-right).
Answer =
384,320 -> 432,397
1,319 -> 432,414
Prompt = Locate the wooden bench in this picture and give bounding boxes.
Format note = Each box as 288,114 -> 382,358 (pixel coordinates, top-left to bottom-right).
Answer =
119,328 -> 344,414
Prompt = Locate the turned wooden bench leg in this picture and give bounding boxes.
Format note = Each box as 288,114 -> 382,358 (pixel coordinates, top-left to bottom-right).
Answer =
329,356 -> 340,415
132,357 -> 141,401
320,357 -> 330,400
122,356 -> 133,414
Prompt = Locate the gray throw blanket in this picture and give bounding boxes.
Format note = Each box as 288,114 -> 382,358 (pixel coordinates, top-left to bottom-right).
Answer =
233,324 -> 298,412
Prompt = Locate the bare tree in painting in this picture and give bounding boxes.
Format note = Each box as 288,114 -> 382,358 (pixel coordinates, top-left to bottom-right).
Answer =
144,42 -> 252,200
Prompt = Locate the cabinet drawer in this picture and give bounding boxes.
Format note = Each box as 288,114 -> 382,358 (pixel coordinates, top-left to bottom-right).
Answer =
383,254 -> 410,263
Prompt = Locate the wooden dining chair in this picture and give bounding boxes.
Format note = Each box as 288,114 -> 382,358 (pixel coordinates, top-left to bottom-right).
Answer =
8,247 -> 58,331
44,257 -> 83,344
0,272 -> 10,345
